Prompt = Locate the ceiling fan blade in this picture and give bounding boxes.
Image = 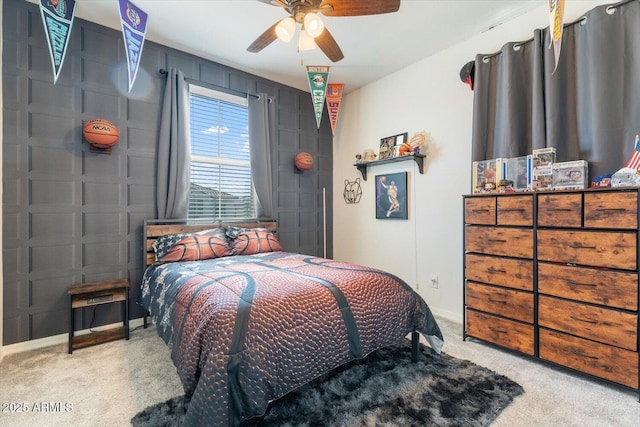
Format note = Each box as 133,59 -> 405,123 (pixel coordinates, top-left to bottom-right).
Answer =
319,0 -> 400,16
315,28 -> 344,62
247,22 -> 279,53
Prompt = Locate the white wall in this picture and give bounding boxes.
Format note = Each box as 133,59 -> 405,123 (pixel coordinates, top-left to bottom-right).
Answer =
332,1 -> 611,323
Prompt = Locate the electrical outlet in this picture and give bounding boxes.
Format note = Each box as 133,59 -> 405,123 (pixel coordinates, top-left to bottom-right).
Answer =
430,275 -> 438,289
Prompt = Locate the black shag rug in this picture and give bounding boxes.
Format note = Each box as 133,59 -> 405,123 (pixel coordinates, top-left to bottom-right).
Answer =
132,340 -> 523,426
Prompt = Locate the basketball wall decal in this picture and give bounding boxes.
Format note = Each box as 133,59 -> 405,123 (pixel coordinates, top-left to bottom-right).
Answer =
295,152 -> 314,171
83,119 -> 119,149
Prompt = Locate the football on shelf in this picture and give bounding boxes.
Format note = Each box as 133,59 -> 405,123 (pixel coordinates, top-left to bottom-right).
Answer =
295,152 -> 314,171
83,119 -> 119,148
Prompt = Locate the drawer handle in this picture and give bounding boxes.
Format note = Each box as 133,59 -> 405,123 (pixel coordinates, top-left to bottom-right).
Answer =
500,208 -> 525,212
571,349 -> 599,360
595,207 -> 626,212
488,326 -> 508,334
568,280 -> 597,288
487,239 -> 507,243
487,267 -> 507,274
488,297 -> 507,304
471,209 -> 490,213
568,243 -> 596,249
545,208 -> 572,212
570,315 -> 598,324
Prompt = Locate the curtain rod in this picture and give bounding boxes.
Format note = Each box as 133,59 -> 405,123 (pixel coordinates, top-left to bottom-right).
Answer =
480,0 -> 636,62
159,68 -> 263,100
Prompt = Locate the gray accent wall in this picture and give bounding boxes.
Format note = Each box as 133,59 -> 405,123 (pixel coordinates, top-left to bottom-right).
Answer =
2,0 -> 333,345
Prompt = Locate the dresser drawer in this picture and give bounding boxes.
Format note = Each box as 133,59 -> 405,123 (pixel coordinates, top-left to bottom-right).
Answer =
538,262 -> 638,311
584,191 -> 637,229
537,229 -> 636,270
538,193 -> 582,227
466,226 -> 533,259
465,254 -> 533,291
465,197 -> 496,225
538,295 -> 637,351
497,195 -> 532,226
466,309 -> 534,355
466,282 -> 533,323
540,328 -> 639,389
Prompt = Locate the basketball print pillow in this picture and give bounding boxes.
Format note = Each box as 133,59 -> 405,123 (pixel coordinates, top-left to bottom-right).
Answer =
232,229 -> 283,255
159,231 -> 232,263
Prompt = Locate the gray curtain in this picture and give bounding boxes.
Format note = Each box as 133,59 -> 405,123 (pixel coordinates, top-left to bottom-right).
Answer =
472,29 -> 545,161
248,93 -> 275,219
156,68 -> 191,219
472,0 -> 640,181
543,1 -> 640,179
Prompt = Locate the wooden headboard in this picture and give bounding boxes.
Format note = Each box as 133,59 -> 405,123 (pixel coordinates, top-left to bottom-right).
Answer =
143,219 -> 277,267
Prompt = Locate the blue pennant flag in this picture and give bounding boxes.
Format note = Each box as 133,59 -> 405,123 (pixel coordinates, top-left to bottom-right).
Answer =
118,0 -> 149,92
39,0 -> 77,84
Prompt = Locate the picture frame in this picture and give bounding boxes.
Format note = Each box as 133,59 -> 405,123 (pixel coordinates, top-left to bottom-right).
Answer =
375,172 -> 408,219
378,132 -> 408,159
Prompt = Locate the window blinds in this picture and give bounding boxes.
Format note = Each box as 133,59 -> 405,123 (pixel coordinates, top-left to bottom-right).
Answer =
188,85 -> 255,220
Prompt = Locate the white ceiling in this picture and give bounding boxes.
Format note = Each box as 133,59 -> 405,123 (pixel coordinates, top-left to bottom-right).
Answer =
32,0 -> 542,93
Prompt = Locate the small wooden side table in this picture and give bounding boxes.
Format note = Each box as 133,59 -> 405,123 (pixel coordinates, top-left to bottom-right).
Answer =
68,278 -> 130,354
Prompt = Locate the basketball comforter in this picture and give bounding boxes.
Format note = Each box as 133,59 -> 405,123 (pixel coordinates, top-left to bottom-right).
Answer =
139,251 -> 444,426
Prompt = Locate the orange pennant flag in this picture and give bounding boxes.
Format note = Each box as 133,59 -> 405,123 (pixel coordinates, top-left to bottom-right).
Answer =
326,83 -> 344,135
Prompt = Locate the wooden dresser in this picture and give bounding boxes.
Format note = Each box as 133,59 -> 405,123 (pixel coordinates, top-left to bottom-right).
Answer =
463,188 -> 639,392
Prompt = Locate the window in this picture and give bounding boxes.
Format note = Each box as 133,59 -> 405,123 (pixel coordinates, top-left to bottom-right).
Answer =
188,85 -> 255,220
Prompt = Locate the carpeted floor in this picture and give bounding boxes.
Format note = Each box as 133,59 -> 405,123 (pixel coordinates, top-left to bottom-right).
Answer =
131,340 -> 523,426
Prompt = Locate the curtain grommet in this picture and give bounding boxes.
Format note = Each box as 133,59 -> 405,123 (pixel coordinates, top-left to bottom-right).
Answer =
606,6 -> 616,15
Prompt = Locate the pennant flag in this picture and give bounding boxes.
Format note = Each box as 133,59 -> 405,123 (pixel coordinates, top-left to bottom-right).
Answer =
625,135 -> 640,170
548,0 -> 565,73
39,0 -> 77,84
326,83 -> 344,135
118,0 -> 149,92
306,66 -> 330,128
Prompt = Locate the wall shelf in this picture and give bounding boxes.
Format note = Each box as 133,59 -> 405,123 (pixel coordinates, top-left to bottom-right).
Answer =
354,154 -> 426,180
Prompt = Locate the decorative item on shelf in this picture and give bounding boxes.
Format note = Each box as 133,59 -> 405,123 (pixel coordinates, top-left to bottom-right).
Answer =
612,134 -> 640,187
295,151 -> 314,171
472,158 -> 505,193
362,149 -> 376,162
591,174 -> 612,188
611,169 -> 640,187
408,131 -> 428,154
379,132 -> 408,160
375,172 -> 408,220
83,119 -> 119,154
343,178 -> 362,204
355,153 -> 362,163
552,160 -> 588,190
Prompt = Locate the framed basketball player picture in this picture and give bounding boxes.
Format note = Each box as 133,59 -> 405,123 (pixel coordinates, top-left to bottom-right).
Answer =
375,172 -> 407,219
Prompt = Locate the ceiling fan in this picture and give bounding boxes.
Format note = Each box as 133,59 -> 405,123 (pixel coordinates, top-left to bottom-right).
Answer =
247,0 -> 401,62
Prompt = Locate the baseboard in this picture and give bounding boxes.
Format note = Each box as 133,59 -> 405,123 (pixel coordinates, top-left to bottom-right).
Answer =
429,307 -> 462,325
0,318 -> 146,359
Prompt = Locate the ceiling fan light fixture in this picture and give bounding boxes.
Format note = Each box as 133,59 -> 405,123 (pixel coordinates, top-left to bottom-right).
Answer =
275,17 -> 296,43
303,12 -> 324,38
298,29 -> 316,51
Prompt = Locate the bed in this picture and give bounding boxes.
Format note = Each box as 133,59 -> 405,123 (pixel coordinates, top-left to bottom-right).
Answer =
138,219 -> 444,426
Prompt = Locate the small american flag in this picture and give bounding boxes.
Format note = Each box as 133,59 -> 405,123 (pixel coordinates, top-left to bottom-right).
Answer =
625,135 -> 640,170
